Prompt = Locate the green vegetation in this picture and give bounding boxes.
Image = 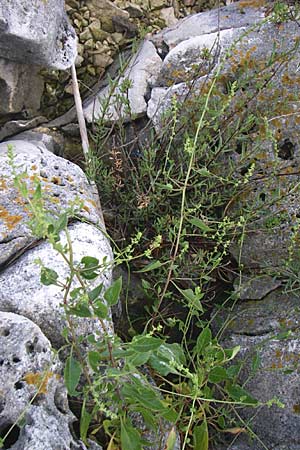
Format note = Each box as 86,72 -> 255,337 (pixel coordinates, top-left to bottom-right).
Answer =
3,4 -> 300,449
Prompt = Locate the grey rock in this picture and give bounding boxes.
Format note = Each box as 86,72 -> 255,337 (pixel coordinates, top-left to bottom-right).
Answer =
0,58 -> 44,118
0,312 -> 82,450
216,330 -> 300,450
8,128 -> 64,156
234,275 -> 282,300
84,40 -> 162,123
0,222 -> 113,348
0,0 -> 77,69
0,117 -> 47,142
0,140 -> 101,267
217,290 -> 300,337
150,1 -> 266,50
213,288 -> 300,449
156,27 -> 245,85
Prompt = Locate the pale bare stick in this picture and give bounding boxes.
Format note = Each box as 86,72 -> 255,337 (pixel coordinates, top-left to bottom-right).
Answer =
71,63 -> 105,228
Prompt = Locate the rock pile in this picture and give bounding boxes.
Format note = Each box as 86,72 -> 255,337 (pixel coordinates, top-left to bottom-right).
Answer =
2,0 -> 300,448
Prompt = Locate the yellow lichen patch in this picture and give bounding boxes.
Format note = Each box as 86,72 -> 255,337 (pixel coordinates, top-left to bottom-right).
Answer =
67,175 -> 74,183
238,0 -> 266,7
0,205 -> 22,231
51,176 -> 62,185
23,371 -> 54,394
0,178 -> 7,191
87,198 -> 97,208
31,165 -> 37,171
82,205 -> 90,213
293,404 -> 300,414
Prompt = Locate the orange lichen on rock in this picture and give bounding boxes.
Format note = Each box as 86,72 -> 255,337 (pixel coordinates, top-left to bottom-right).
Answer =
238,0 -> 266,7
0,205 -> 22,231
23,371 -> 55,394
0,178 -> 7,191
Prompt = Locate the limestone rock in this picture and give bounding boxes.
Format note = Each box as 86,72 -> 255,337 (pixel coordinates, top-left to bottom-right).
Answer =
0,58 -> 44,118
0,222 -> 113,348
84,40 -> 162,123
156,27 -> 245,85
0,312 -> 82,450
150,2 -> 266,49
234,275 -> 282,300
84,0 -> 129,32
0,117 -> 47,142
212,288 -> 300,449
0,0 -> 77,69
0,139 -> 101,267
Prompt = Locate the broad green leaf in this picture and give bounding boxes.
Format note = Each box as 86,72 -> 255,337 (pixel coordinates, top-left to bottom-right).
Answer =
40,267 -> 58,286
80,256 -> 99,279
195,327 -> 212,355
193,420 -> 208,450
126,351 -> 151,367
208,366 -> 229,384
104,277 -> 122,306
93,301 -> 108,319
165,427 -> 177,450
121,419 -> 142,450
226,384 -> 258,405
88,351 -> 101,371
189,217 -> 212,233
81,256 -> 99,266
224,345 -> 240,361
88,283 -> 104,302
176,286 -> 204,312
64,355 -> 81,396
68,304 -> 92,318
251,352 -> 261,372
122,382 -> 165,411
136,260 -> 162,273
130,335 -> 163,353
56,212 -> 68,232
149,343 -> 186,376
80,404 -> 92,444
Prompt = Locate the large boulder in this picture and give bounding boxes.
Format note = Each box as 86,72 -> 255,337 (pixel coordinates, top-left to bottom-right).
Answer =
83,40 -> 162,123
0,139 -> 101,267
0,0 -> 77,70
0,59 -> 44,119
214,289 -> 300,450
0,221 -> 113,348
0,312 -> 85,450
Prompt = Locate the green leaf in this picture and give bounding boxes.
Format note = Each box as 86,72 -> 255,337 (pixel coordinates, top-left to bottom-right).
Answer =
88,351 -> 101,371
121,419 -> 142,450
68,304 -> 92,318
88,283 -> 104,302
136,260 -> 162,273
56,212 -> 68,232
93,301 -> 108,319
193,420 -> 208,450
104,277 -> 122,306
126,351 -> 151,367
224,345 -> 240,361
64,355 -> 81,396
40,267 -> 59,286
208,366 -> 229,384
81,256 -> 99,267
165,427 -> 177,450
251,352 -> 261,372
189,217 -> 212,233
80,403 -> 92,444
195,327 -> 212,355
176,286 -> 204,312
226,384 -> 258,405
130,335 -> 163,353
80,256 -> 99,279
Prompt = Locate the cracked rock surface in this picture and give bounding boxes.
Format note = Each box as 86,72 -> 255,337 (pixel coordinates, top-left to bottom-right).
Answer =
0,312 -> 85,450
